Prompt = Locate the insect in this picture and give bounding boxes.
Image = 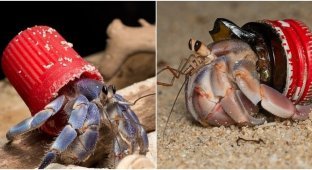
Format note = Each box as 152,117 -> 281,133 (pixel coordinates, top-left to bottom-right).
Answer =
158,18 -> 312,130
2,26 -> 148,169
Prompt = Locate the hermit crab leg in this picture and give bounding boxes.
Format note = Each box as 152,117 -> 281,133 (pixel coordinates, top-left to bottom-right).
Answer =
121,105 -> 149,154
210,57 -> 232,97
114,101 -> 148,155
71,102 -> 100,161
117,117 -> 137,154
187,64 -> 235,126
137,126 -> 149,154
114,135 -> 128,160
39,95 -> 89,168
220,89 -> 265,125
232,60 -> 261,105
116,93 -> 149,154
210,57 -> 265,125
39,125 -> 77,169
65,95 -> 90,129
294,105 -> 312,120
233,60 -> 310,120
102,86 -> 149,157
205,103 -> 235,126
157,55 -> 194,86
6,95 -> 66,141
105,102 -> 136,155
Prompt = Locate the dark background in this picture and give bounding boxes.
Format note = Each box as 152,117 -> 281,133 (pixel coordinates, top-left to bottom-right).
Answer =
0,1 -> 155,79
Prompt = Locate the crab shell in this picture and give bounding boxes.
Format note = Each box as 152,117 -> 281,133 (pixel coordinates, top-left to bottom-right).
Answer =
2,26 -> 103,135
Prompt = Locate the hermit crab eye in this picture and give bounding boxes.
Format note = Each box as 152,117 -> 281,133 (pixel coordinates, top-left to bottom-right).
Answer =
194,40 -> 201,52
112,85 -> 116,94
102,85 -> 108,95
188,38 -> 192,50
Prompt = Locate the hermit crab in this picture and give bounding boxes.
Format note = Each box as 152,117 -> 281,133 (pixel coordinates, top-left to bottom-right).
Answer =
2,26 -> 148,168
158,18 -> 312,127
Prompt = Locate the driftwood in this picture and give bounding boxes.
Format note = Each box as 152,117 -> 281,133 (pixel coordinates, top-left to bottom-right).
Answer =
0,77 -> 155,169
86,19 -> 155,81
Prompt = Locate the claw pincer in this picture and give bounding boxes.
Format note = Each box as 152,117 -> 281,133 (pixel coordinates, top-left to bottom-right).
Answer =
2,26 -> 148,168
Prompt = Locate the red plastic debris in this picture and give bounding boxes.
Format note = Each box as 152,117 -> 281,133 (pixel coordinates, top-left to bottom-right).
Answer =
2,26 -> 103,135
264,19 -> 312,105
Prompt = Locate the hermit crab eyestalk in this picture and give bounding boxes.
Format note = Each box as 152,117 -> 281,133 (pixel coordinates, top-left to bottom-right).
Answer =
188,39 -> 192,51
188,38 -> 210,57
105,85 -> 117,95
102,85 -> 108,95
112,85 -> 117,94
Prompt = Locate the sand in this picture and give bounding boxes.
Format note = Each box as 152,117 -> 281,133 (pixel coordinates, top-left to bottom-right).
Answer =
157,2 -> 312,168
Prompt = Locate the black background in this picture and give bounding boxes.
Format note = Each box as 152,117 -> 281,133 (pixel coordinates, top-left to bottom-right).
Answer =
0,1 -> 155,79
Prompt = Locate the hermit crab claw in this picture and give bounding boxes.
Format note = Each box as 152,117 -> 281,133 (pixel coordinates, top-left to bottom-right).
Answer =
233,59 -> 310,121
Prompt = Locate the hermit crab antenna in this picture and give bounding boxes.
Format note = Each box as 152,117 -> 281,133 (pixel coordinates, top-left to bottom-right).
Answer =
132,93 -> 155,106
116,93 -> 155,107
162,77 -> 188,140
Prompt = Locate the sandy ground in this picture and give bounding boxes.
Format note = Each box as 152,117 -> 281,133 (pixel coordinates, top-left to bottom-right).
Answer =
157,2 -> 312,168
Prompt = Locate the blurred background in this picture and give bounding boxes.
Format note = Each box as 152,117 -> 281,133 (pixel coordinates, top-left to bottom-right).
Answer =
0,1 -> 155,79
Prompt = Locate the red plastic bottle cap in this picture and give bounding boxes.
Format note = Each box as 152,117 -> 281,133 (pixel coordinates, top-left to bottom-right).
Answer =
264,19 -> 312,105
2,26 -> 103,115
